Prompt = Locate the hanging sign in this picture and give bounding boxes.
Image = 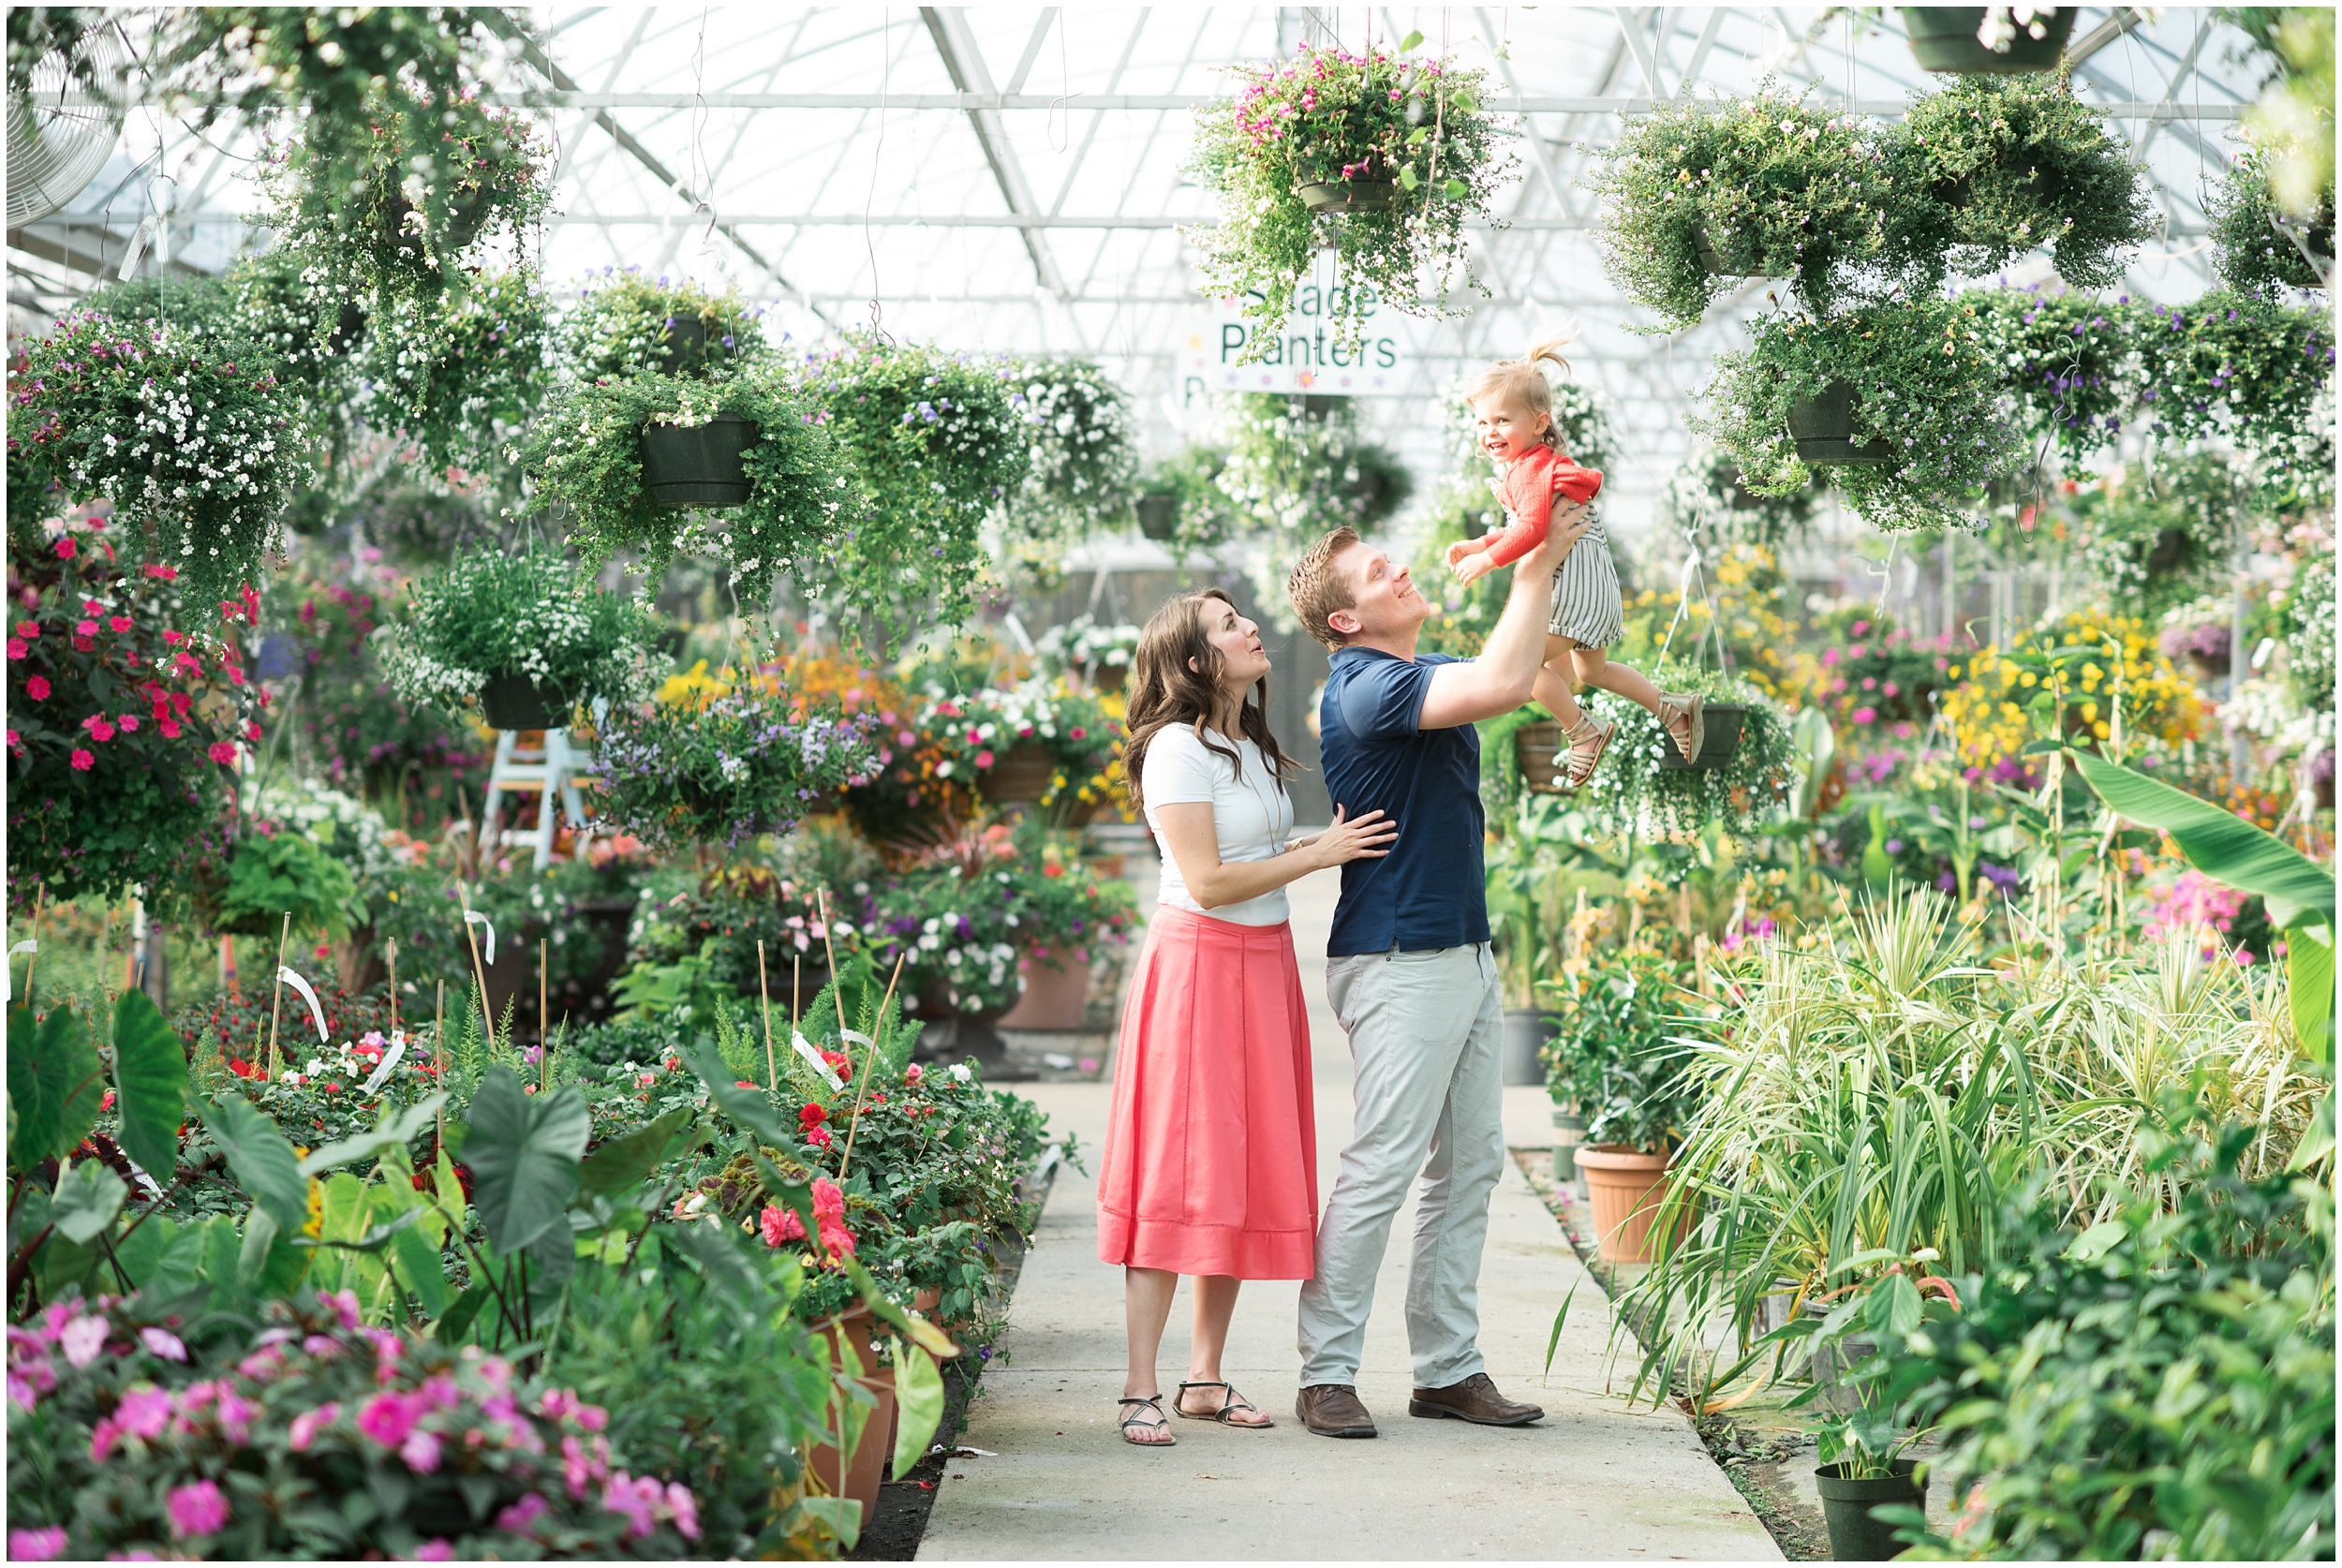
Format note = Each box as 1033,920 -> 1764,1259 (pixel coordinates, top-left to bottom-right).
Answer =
1181,253 -> 1409,401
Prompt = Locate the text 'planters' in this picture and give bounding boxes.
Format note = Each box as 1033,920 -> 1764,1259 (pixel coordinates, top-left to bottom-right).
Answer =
639,414 -> 759,508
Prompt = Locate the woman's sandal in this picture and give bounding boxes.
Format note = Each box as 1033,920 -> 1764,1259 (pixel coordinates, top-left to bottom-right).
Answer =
1559,716 -> 1615,791
1654,691 -> 1706,763
1174,1381 -> 1274,1428
1118,1395 -> 1175,1446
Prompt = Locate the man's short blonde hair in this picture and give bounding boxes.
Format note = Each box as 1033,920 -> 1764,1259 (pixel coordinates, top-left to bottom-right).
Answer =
1287,526 -> 1362,651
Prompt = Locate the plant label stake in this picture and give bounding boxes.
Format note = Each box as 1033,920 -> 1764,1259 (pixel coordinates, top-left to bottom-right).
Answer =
11,880 -> 45,1006
758,939 -> 778,1091
838,950 -> 909,1181
540,937 -> 550,1094
265,911 -> 290,1081
386,939 -> 400,1038
814,888 -> 852,1047
433,981 -> 447,1155
455,880 -> 497,1050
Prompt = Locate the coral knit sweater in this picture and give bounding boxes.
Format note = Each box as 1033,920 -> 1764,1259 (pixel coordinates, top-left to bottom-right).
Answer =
1481,445 -> 1606,570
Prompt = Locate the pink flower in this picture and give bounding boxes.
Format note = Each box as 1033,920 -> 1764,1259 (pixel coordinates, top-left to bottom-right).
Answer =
215,1390 -> 256,1442
494,1494 -> 550,1533
138,1327 -> 186,1363
412,1541 -> 455,1561
318,1289 -> 362,1329
539,1387 -> 581,1422
289,1401 -> 341,1451
667,1482 -> 702,1541
601,1472 -> 663,1538
116,713 -> 137,732
81,716 -> 114,743
158,718 -> 180,738
165,1480 -> 229,1539
905,1063 -> 924,1084
107,615 -> 130,633
7,1528 -> 67,1561
974,748 -> 996,769
401,1427 -> 443,1473
5,640 -> 22,660
760,1206 -> 807,1246
115,1386 -> 172,1441
13,622 -> 36,639
52,539 -> 74,559
58,1315 -> 106,1368
357,1391 -> 422,1448
237,1344 -> 286,1381
578,1404 -> 608,1433
206,741 -> 237,764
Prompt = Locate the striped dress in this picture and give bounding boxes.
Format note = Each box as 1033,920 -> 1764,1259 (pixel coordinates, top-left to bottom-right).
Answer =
1547,517 -> 1625,649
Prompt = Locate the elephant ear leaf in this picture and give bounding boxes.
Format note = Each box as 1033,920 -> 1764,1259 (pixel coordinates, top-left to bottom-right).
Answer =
7,1003 -> 104,1173
199,1094 -> 310,1233
111,989 -> 190,1183
579,1106 -> 693,1197
680,1043 -> 793,1149
51,1160 -> 128,1244
463,1068 -> 587,1254
2071,749 -> 2335,928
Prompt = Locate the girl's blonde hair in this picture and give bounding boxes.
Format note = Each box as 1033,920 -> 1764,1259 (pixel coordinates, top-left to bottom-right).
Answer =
1465,332 -> 1577,451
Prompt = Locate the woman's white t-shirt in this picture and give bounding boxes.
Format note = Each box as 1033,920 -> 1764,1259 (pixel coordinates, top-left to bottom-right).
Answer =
1141,725 -> 1296,926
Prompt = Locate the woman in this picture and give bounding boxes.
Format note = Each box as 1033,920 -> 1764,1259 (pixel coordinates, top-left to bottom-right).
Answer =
1098,588 -> 1397,1447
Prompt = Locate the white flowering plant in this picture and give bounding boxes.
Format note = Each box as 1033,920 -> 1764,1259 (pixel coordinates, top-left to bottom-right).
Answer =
556,268 -> 774,385
518,364 -> 846,605
1578,664 -> 1797,839
1589,88 -> 1891,332
1694,297 -> 2021,533
914,680 -> 1124,815
1034,614 -> 1139,679
1190,39 -> 1513,358
596,681 -> 883,851
867,864 -> 1030,1015
796,336 -> 1033,637
1000,357 -> 1139,545
7,310 -> 306,621
378,549 -> 651,721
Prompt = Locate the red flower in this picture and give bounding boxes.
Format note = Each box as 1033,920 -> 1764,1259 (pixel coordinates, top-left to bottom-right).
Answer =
24,676 -> 49,701
206,741 -> 238,764
53,539 -> 75,559
798,1102 -> 827,1129
5,640 -> 22,661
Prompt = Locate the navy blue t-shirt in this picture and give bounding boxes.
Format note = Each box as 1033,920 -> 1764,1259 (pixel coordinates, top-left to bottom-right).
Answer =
1317,646 -> 1489,957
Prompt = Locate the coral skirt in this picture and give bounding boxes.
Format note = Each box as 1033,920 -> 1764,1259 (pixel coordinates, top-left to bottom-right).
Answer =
1096,906 -> 1317,1280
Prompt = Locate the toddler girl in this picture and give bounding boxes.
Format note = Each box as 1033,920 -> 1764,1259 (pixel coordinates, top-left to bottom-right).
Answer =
1445,337 -> 1703,786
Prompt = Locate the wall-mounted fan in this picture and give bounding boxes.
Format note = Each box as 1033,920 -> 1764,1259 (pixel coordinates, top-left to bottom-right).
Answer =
7,15 -> 130,228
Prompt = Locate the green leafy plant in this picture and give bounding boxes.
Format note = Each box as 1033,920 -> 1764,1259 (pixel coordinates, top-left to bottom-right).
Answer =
1663,451 -> 1821,552
1544,945 -> 1699,1132
519,365 -> 847,605
358,268 -> 551,478
796,337 -> 1032,637
2210,138 -> 2335,294
5,519 -> 260,910
1883,72 -> 2154,292
596,685 -> 882,851
1577,665 -> 1797,838
7,310 -> 307,617
1190,39 -> 1514,356
378,548 -> 651,722
554,268 -> 773,384
1001,357 -> 1139,546
1696,296 -> 2020,533
1588,87 -> 1892,330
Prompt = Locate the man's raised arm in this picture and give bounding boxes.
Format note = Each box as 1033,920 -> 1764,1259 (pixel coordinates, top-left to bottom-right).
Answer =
1416,502 -> 1593,731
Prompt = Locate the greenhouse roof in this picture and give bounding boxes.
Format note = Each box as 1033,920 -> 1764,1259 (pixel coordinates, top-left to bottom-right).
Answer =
6,6 -> 2276,519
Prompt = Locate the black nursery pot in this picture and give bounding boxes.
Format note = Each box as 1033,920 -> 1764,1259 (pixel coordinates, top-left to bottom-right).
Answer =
1815,1458 -> 1928,1561
1657,704 -> 1746,772
1902,6 -> 2076,74
1787,382 -> 1895,466
1298,178 -> 1396,213
1693,219 -> 1789,279
480,673 -> 563,732
657,316 -> 742,377
639,414 -> 759,508
1135,492 -> 1179,540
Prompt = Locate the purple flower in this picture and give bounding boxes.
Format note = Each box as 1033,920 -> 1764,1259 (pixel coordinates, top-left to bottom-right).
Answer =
165,1480 -> 230,1539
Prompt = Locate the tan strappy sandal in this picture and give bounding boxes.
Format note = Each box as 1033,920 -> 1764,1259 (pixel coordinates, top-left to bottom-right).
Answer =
1558,715 -> 1615,791
1654,692 -> 1706,763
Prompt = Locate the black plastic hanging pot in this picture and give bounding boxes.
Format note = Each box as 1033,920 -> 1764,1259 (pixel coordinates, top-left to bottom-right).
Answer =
1657,704 -> 1747,772
1298,179 -> 1397,214
1815,1458 -> 1927,1561
1787,382 -> 1895,466
1693,219 -> 1789,279
1902,6 -> 2076,73
656,316 -> 741,377
480,673 -> 563,732
1135,492 -> 1179,540
639,415 -> 759,508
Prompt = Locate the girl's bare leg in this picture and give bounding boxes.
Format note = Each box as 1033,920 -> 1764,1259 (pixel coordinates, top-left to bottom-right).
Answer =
1121,1266 -> 1178,1443
1533,663 -> 1584,729
1571,646 -> 1669,716
1178,1276 -> 1272,1426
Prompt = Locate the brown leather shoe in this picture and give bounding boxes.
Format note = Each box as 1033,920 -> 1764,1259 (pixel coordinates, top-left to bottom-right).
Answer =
1408,1372 -> 1545,1427
1296,1383 -> 1377,1438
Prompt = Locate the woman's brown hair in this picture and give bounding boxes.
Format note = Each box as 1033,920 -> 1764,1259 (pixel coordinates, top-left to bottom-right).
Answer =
1122,587 -> 1297,814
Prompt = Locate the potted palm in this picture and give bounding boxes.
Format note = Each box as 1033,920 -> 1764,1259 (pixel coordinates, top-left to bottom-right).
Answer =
1190,37 -> 1515,361
1588,88 -> 1892,332
379,549 -> 651,732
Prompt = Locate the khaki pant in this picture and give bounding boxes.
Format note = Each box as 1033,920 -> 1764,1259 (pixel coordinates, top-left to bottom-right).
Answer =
1297,941 -> 1505,1388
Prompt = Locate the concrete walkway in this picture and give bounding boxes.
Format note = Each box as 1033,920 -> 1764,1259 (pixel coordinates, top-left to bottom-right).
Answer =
919,863 -> 1781,1562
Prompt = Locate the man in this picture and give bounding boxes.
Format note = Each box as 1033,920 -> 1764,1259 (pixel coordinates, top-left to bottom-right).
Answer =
1282,504 -> 1592,1439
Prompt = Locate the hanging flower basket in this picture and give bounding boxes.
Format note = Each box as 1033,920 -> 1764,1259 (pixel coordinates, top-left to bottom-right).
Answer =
1656,703 -> 1748,771
1786,382 -> 1896,466
478,673 -> 564,732
977,743 -> 1057,804
639,413 -> 760,508
1135,492 -> 1179,540
1902,6 -> 2077,74
1298,178 -> 1397,214
1694,218 -> 1792,279
1513,721 -> 1568,794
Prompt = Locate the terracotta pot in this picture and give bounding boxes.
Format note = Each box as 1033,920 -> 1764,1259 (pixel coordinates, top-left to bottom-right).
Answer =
808,1308 -> 897,1522
976,742 -> 1055,804
1902,5 -> 2075,74
1513,721 -> 1567,794
998,956 -> 1089,1030
1576,1146 -> 1678,1265
1655,703 -> 1749,772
